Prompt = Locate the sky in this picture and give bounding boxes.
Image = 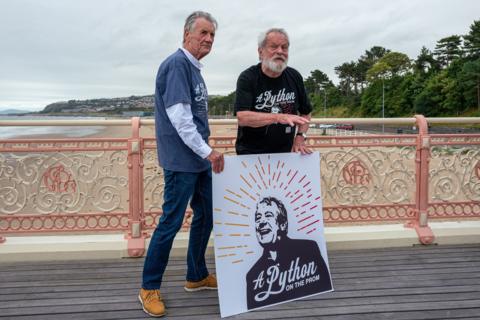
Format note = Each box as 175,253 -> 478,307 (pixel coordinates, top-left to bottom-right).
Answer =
1,0 -> 479,111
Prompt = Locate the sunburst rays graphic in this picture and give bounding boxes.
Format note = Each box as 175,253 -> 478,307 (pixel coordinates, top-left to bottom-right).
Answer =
213,152 -> 322,266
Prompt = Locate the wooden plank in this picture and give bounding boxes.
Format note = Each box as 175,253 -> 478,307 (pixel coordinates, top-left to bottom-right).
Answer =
2,283 -> 480,303
2,276 -> 480,296
3,260 -> 479,278
1,255 -> 479,285
2,264 -> 480,285
2,291 -> 479,311
1,244 -> 480,320
0,243 -> 477,272
1,255 -> 479,276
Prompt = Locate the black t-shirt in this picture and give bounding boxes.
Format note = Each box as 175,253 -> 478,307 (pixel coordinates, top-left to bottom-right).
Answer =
235,64 -> 312,155
246,237 -> 332,310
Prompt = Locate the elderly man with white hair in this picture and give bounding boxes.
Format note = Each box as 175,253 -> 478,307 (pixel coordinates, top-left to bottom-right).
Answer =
234,28 -> 313,155
139,10 -> 224,318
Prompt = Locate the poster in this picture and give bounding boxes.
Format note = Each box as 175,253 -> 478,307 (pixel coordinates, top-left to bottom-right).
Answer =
212,152 -> 333,317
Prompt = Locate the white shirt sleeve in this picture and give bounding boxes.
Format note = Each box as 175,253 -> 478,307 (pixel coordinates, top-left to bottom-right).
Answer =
166,103 -> 212,159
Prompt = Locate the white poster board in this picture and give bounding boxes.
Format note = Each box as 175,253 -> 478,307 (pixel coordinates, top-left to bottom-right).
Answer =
213,152 -> 333,317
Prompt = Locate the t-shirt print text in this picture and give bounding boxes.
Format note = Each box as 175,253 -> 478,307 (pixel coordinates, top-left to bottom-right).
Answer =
194,83 -> 208,105
254,89 -> 296,113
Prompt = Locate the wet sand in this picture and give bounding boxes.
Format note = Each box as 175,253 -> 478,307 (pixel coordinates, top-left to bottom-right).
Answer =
5,122 -> 236,140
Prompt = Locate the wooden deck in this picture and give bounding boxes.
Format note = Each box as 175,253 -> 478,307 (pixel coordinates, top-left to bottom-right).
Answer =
1,244 -> 480,320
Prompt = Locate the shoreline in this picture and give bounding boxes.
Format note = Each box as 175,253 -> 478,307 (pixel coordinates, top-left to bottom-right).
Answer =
3,124 -> 156,140
2,122 -> 235,140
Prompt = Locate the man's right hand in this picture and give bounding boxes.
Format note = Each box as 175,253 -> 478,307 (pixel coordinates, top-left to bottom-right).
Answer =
276,114 -> 310,127
207,150 -> 224,173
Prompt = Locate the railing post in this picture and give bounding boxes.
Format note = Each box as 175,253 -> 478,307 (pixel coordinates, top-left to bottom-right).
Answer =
406,115 -> 435,244
125,117 -> 147,257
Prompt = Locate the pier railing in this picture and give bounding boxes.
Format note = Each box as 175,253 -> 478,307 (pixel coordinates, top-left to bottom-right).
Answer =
1,116 -> 480,256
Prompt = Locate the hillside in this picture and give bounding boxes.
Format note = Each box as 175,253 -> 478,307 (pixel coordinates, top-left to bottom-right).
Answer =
40,95 -> 154,115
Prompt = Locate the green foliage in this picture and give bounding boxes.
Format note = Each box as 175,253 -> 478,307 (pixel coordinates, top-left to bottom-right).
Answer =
360,80 -> 383,116
208,91 -> 235,116
434,35 -> 463,68
463,20 -> 480,59
334,61 -> 358,96
356,46 -> 390,89
205,19 -> 480,120
414,46 -> 440,76
307,18 -> 479,118
366,52 -> 411,82
304,69 -> 333,95
459,59 -> 480,109
413,70 -> 464,116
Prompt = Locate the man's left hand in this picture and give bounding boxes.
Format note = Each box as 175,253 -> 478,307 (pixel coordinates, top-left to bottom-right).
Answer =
292,136 -> 312,155
207,149 -> 225,173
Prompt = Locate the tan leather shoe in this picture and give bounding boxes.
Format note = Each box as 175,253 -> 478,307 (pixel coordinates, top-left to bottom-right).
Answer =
138,288 -> 165,317
184,274 -> 218,292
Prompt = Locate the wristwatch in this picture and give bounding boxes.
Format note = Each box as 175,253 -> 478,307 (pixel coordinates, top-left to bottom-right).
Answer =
296,132 -> 307,139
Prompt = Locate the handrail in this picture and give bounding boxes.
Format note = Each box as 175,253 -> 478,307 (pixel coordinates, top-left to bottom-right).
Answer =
2,116 -> 480,127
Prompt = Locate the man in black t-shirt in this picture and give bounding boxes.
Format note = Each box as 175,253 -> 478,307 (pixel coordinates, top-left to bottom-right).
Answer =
235,28 -> 312,155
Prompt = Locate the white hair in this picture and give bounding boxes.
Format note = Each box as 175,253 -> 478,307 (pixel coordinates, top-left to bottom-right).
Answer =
258,28 -> 289,48
184,11 -> 218,33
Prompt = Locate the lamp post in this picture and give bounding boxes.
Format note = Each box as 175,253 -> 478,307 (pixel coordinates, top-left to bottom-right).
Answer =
477,82 -> 479,112
318,82 -> 328,118
382,78 -> 385,133
323,87 -> 327,117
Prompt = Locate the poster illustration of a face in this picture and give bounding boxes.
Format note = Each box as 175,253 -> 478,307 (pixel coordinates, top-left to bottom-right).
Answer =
213,152 -> 333,317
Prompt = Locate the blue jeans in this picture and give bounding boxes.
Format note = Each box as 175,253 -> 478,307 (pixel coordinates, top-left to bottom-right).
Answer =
142,169 -> 213,289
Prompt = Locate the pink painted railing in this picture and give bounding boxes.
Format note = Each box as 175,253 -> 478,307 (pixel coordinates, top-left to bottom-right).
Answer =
1,116 -> 480,255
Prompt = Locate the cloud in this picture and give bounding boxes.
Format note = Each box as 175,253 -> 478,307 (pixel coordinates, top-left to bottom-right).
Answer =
0,0 -> 479,110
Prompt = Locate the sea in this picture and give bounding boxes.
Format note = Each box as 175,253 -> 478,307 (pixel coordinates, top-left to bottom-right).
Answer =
0,115 -> 108,139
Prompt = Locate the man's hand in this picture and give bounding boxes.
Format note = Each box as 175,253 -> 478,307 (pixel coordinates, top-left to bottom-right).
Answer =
207,150 -> 224,173
276,114 -> 310,127
292,135 -> 312,155
237,111 -> 310,128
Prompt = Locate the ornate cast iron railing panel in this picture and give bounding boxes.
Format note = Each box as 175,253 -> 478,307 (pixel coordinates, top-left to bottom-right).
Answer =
306,135 -> 417,223
428,134 -> 480,219
0,138 -> 130,232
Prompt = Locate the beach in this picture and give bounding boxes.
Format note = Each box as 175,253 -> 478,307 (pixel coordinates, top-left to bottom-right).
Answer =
3,122 -> 145,140
2,118 -> 237,140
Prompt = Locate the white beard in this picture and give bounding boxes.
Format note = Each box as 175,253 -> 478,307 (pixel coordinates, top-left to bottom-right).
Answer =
263,57 -> 288,73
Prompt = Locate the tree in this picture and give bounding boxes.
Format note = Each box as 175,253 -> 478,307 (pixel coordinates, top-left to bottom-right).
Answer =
366,52 -> 411,81
414,72 -> 446,116
459,59 -> 480,110
434,35 -> 463,68
414,70 -> 464,116
414,46 -> 440,75
363,52 -> 412,119
463,20 -> 480,59
303,70 -> 340,115
208,91 -> 235,116
355,46 -> 391,90
363,46 -> 391,62
335,61 -> 358,95
304,69 -> 333,95
360,79 -> 383,117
